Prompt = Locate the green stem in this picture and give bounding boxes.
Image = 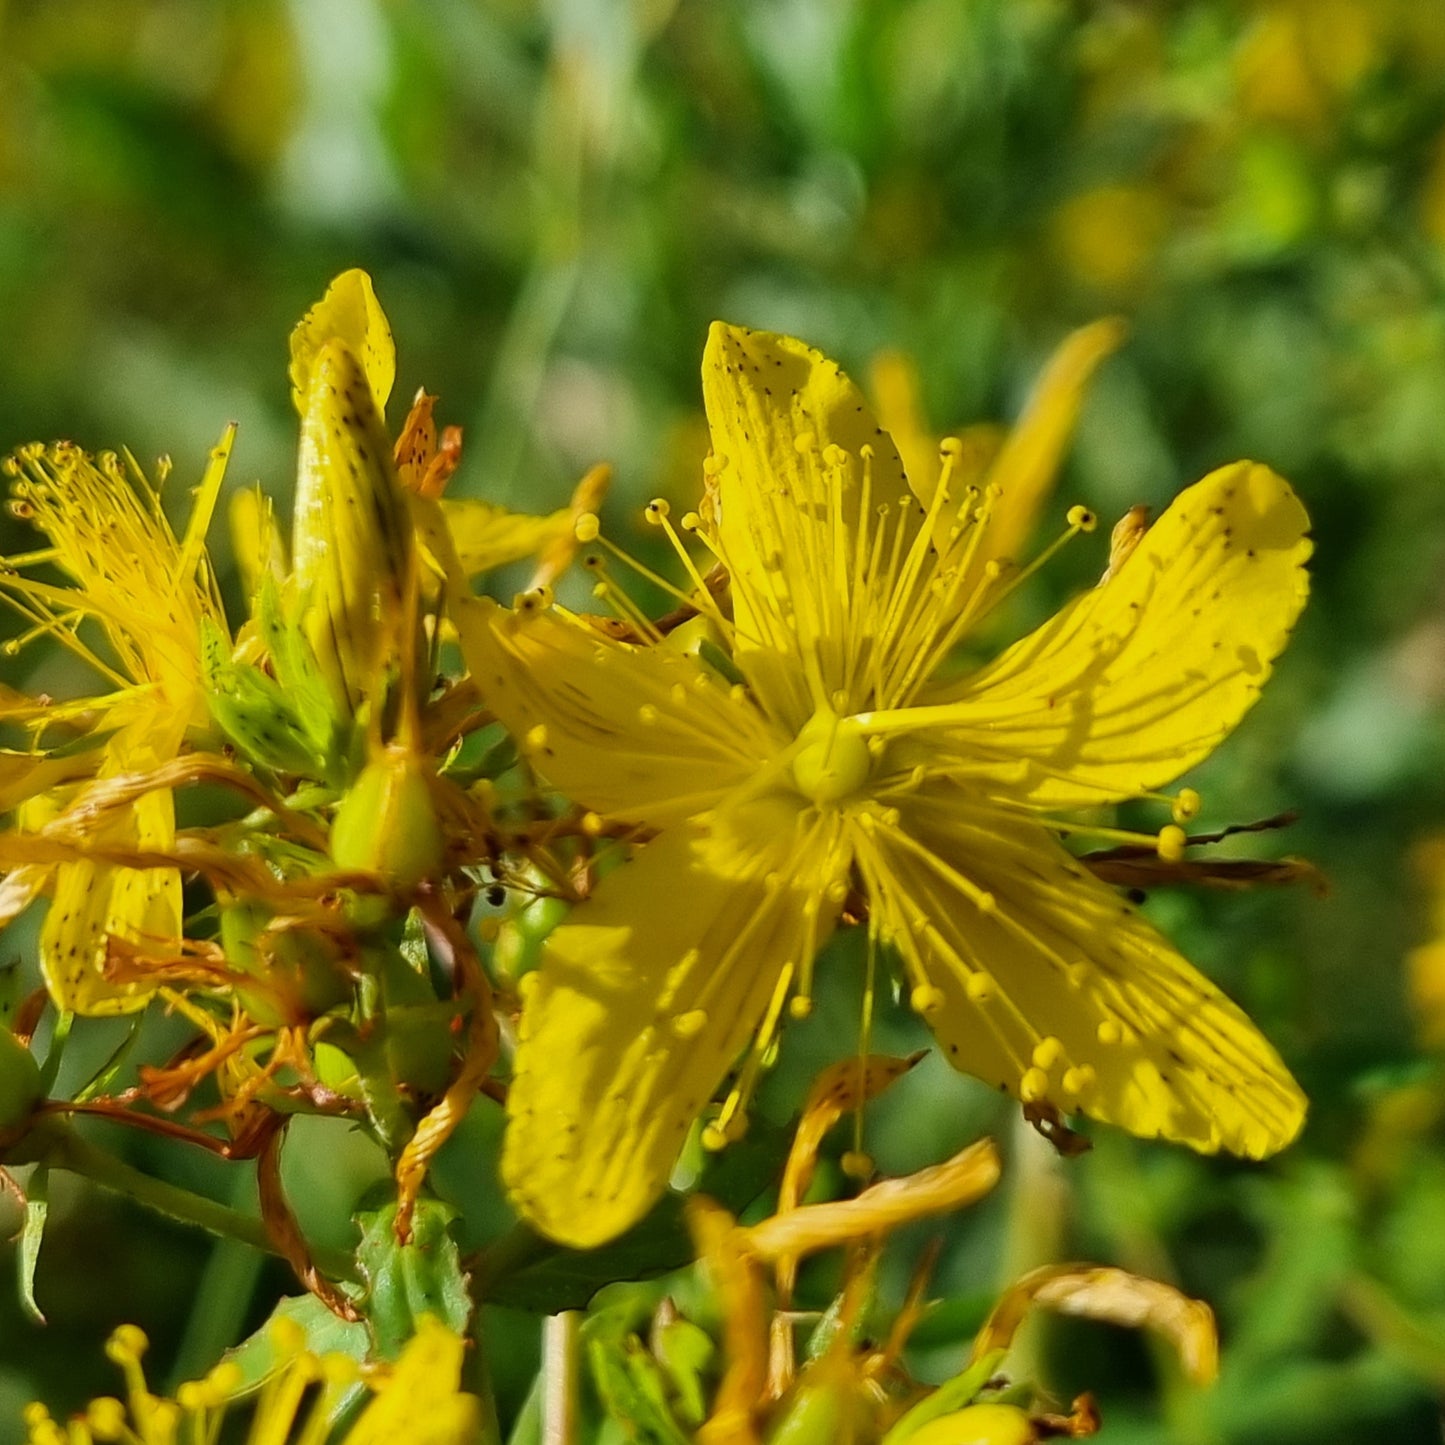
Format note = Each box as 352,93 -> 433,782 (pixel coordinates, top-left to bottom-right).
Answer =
166,1170 -> 267,1390
37,1123 -> 355,1280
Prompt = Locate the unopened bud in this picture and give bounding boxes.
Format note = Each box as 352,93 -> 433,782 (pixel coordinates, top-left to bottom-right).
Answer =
330,749 -> 445,890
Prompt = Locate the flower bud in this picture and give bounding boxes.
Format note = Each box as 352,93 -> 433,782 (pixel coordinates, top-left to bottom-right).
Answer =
902,1403 -> 1036,1445
0,1028 -> 42,1133
292,338 -> 414,716
330,748 -> 445,890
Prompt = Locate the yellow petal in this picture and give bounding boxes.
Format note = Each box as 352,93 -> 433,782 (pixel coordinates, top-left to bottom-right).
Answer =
288,268 -> 395,417
0,747 -> 103,814
438,498 -> 574,576
904,462 -> 1311,809
503,809 -> 848,1247
778,1053 -> 922,1215
447,594 -> 779,827
851,787 -> 1306,1158
972,1264 -> 1218,1388
228,484 -> 288,603
40,789 -> 181,1016
345,1318 -> 481,1445
701,323 -> 916,725
973,318 -> 1125,575
742,1138 -> 1000,1262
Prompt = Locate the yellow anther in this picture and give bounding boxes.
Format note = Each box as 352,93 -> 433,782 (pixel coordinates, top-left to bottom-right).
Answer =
176,1381 -> 211,1411
680,510 -> 701,531
574,512 -> 601,543
825,879 -> 849,903
939,436 -> 964,459
1157,824 -> 1188,863
840,1150 -> 874,1180
205,1362 -> 242,1395
793,431 -> 816,455
321,1355 -> 361,1386
644,498 -> 671,524
638,703 -> 659,725
975,890 -> 996,914
672,1009 -> 708,1039
701,1122 -> 728,1151
965,971 -> 994,1002
910,983 -> 946,1015
1065,961 -> 1092,989
788,995 -> 813,1020
105,1325 -> 149,1363
1172,788 -> 1201,824
581,811 -> 604,835
822,443 -> 848,469
1020,1067 -> 1049,1103
85,1397 -> 128,1438
1097,1019 -> 1123,1046
1032,1036 -> 1063,1070
702,452 -> 727,475
524,723 -> 549,754
1067,504 -> 1098,532
1062,1065 -> 1096,1097
269,1315 -> 307,1356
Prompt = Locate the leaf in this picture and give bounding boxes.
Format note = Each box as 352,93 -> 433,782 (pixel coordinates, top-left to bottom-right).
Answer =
222,1292 -> 372,1391
18,1165 -> 48,1325
355,1196 -> 472,1360
477,1117 -> 792,1313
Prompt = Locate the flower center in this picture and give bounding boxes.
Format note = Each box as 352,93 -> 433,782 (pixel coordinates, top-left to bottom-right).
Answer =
790,706 -> 872,805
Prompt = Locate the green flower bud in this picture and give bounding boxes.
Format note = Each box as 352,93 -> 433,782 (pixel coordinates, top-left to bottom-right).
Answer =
0,1029 -> 43,1133
331,748 -> 445,890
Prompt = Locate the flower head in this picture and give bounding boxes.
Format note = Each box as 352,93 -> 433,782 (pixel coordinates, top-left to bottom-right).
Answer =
450,322 -> 1311,1248
1,431 -> 232,1014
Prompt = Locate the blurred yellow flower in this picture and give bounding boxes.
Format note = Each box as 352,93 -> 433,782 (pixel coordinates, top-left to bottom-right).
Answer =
450,322 -> 1311,1249
21,1316 -> 480,1445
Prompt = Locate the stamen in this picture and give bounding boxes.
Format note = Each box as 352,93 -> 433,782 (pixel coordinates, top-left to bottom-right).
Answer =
1172,788 -> 1201,824
706,960 -> 796,1149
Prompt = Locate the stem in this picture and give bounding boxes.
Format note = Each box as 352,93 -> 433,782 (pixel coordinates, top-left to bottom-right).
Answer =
38,1123 -> 356,1280
542,1311 -> 580,1445
167,1169 -> 265,1389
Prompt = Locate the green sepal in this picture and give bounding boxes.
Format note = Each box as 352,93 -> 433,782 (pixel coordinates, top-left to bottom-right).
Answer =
355,1196 -> 472,1361
881,1348 -> 1009,1443
18,1164 -> 48,1324
202,616 -> 338,782
221,1291 -> 371,1395
0,1027 -> 43,1133
586,1330 -> 693,1445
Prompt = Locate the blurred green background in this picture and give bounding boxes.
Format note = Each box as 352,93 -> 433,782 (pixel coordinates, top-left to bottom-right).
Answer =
4,0 -> 1445,1440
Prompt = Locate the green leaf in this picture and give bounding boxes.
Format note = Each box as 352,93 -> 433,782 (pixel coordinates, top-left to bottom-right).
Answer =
18,1165 -> 48,1325
586,1332 -> 693,1445
477,1117 -> 791,1313
223,1292 -> 372,1387
355,1196 -> 472,1360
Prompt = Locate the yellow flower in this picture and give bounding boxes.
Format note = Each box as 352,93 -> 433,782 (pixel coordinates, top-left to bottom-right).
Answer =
450,323 -> 1311,1248
0,431 -> 232,1014
21,1316 -> 481,1445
